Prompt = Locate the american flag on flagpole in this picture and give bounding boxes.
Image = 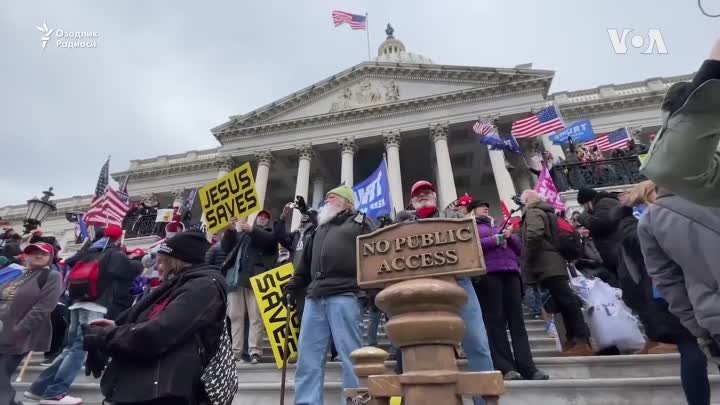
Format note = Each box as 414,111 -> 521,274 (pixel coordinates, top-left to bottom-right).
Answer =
593,127 -> 630,152
472,120 -> 496,136
83,186 -> 130,227
511,106 -> 566,139
332,10 -> 367,30
92,158 -> 110,202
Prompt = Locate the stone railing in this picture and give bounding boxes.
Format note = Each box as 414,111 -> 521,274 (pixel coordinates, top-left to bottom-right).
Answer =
552,156 -> 646,192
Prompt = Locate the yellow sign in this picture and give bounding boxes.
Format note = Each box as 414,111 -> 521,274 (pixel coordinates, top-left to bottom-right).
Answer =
199,162 -> 260,236
250,263 -> 301,369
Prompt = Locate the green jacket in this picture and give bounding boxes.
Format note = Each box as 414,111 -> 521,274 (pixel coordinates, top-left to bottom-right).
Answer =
520,201 -> 568,284
641,78 -> 720,206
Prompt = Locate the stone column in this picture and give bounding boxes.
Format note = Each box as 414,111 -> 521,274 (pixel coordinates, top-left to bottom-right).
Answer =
383,130 -> 404,215
488,147 -> 519,211
541,135 -> 565,160
312,177 -> 325,209
429,122 -> 458,209
215,157 -> 234,179
254,150 -> 273,209
338,137 -> 357,187
292,145 -> 313,231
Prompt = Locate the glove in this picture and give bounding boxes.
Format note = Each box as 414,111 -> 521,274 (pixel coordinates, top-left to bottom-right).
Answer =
282,282 -> 297,310
294,195 -> 308,215
82,325 -> 110,378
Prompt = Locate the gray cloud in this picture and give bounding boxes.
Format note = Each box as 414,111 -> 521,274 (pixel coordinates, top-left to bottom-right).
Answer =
1,0 -> 715,206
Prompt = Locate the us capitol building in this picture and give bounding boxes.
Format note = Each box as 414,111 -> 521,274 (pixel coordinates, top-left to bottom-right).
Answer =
1,27 -> 690,256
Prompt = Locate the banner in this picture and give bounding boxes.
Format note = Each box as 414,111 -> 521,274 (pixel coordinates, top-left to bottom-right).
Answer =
199,162 -> 260,236
155,209 -> 174,223
353,160 -> 392,220
534,166 -> 566,212
549,119 -> 595,145
250,263 -> 301,369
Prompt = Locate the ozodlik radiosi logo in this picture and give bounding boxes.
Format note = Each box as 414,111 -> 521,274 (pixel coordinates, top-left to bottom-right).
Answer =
36,20 -> 54,50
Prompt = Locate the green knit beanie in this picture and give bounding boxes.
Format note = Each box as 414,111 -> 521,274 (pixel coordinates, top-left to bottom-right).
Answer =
326,185 -> 356,206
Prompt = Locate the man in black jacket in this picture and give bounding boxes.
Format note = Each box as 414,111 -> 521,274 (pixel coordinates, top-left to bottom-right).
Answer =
221,210 -> 279,364
577,188 -> 623,282
284,185 -> 374,405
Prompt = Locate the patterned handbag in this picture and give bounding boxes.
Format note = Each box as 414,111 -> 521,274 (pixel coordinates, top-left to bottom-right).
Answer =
199,316 -> 238,405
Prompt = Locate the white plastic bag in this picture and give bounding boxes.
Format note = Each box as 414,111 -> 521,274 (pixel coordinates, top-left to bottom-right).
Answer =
569,273 -> 645,352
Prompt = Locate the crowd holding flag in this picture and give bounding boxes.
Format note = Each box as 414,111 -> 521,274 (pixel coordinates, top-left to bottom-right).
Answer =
511,105 -> 566,139
82,157 -> 130,228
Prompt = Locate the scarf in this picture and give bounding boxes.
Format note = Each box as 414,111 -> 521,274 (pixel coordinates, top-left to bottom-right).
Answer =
416,206 -> 438,219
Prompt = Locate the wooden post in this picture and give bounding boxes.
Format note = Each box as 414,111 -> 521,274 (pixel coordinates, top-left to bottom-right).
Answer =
345,347 -> 390,405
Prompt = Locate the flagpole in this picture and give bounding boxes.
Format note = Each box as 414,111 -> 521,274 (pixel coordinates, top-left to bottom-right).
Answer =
365,13 -> 371,61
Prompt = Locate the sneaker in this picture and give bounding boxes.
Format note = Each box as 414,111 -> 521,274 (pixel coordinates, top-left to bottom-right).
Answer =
39,395 -> 83,405
250,354 -> 261,364
503,371 -> 523,381
545,320 -> 558,339
24,391 -> 42,401
529,370 -> 550,380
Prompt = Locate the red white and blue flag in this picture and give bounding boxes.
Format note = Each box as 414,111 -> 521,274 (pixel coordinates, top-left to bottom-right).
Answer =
83,186 -> 130,227
594,127 -> 630,152
511,106 -> 566,139
332,10 -> 367,30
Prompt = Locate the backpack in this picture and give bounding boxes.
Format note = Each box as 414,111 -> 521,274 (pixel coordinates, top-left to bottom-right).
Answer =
544,213 -> 584,261
66,253 -> 105,302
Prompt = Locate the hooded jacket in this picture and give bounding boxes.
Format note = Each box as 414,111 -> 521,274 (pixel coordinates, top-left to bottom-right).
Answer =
288,209 -> 374,298
520,201 -> 568,284
638,192 -> 720,339
221,217 -> 279,290
474,215 -> 521,273
577,192 -> 623,272
0,266 -> 63,354
91,264 -> 227,404
641,60 -> 720,207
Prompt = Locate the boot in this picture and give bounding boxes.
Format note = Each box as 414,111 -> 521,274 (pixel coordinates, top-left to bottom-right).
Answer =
638,341 -> 678,354
562,340 -> 593,356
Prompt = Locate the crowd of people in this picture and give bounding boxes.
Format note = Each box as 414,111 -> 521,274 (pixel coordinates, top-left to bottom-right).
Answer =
0,37 -> 717,405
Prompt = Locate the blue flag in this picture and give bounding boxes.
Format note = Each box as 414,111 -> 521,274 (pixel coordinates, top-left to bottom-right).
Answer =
353,161 -> 392,220
549,119 -> 595,145
490,134 -> 522,154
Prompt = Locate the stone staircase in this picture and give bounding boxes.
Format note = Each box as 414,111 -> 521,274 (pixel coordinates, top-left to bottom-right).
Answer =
14,312 -> 720,405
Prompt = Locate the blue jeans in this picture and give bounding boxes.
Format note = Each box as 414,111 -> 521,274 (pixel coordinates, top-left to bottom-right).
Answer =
366,306 -> 381,346
30,308 -> 104,399
457,278 -> 494,405
677,337 -> 713,405
294,295 -> 361,405
525,285 -> 547,317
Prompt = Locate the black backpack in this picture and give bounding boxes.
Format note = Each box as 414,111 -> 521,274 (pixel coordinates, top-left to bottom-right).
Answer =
542,212 -> 584,261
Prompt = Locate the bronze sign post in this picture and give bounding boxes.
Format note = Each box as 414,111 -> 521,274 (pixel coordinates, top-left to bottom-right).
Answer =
347,218 -> 505,405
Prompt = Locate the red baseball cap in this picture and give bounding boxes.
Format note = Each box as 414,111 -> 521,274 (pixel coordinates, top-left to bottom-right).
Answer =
23,242 -> 54,255
456,195 -> 473,207
129,248 -> 145,257
104,224 -> 123,240
410,181 -> 435,197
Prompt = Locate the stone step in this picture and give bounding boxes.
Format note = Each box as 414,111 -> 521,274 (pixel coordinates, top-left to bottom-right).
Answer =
19,354 -> 714,387
18,376 -> 720,405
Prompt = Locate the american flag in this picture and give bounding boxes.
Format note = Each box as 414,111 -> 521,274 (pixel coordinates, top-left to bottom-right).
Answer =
511,106 -> 566,139
93,158 -> 110,202
472,120 -> 496,136
594,127 -> 630,152
83,186 -> 130,227
332,10 -> 367,30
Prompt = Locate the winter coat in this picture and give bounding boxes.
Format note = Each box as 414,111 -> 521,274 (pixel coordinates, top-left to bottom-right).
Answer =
221,220 -> 279,290
65,244 -> 142,320
638,192 -> 720,339
520,201 -> 568,284
0,267 -> 63,354
93,264 -> 227,404
288,209 -> 374,298
204,243 -> 226,267
474,216 -> 521,273
273,216 -> 317,265
577,192 -> 623,272
0,239 -> 22,264
641,60 -> 720,207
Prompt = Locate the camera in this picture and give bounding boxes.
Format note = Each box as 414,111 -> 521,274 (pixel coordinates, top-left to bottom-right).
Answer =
511,195 -> 525,207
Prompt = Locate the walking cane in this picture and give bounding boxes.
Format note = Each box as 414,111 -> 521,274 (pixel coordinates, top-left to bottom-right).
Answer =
279,299 -> 293,405
15,351 -> 33,382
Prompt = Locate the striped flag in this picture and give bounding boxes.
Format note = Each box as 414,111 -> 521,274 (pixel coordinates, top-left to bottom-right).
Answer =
593,128 -> 630,152
92,158 -> 110,202
332,10 -> 367,30
83,186 -> 130,227
511,106 -> 566,139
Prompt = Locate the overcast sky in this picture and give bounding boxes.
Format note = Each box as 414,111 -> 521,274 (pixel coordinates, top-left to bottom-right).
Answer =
1,0 -> 717,207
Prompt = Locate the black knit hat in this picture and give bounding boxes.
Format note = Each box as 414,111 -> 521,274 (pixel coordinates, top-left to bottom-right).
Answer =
468,200 -> 490,211
577,188 -> 599,205
157,231 -> 210,264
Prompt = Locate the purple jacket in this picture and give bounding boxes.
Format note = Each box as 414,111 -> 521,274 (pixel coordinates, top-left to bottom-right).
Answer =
476,216 -> 522,273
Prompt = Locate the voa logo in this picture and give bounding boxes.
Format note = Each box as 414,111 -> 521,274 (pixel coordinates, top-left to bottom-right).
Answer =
608,29 -> 668,55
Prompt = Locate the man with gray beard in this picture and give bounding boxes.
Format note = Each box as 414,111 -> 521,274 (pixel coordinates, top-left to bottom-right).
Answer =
284,185 -> 375,405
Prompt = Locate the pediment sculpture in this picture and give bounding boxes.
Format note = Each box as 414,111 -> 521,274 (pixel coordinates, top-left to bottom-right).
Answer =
329,79 -> 400,113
